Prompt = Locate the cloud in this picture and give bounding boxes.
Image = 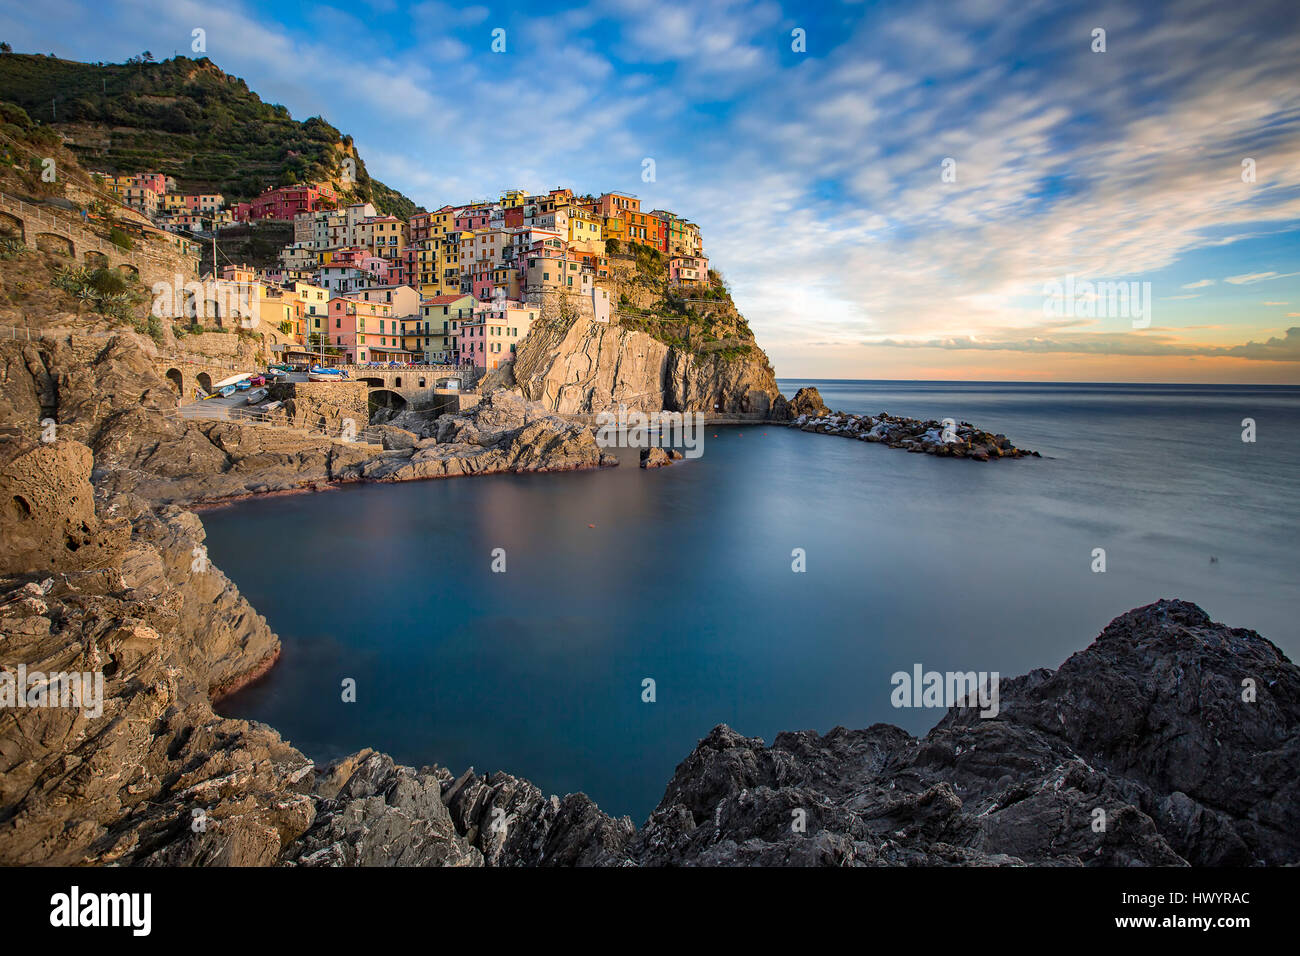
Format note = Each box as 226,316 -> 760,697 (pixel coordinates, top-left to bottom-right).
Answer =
1182,279 -> 1215,289
868,327 -> 1300,362
1225,272 -> 1300,285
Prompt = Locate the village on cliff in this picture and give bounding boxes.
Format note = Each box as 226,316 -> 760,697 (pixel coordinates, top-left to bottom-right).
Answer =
103,172 -> 710,371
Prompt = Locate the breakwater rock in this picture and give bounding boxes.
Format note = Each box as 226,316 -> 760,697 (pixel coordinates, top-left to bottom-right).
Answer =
779,387 -> 1037,460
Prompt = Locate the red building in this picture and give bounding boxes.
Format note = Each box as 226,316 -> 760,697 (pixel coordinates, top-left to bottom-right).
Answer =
235,184 -> 338,223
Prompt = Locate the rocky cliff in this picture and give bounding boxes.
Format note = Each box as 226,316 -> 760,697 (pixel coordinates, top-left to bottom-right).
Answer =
508,312 -> 780,416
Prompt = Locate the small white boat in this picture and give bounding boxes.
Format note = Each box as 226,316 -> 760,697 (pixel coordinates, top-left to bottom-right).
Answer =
214,372 -> 253,390
261,400 -> 283,412
308,365 -> 348,382
245,387 -> 268,404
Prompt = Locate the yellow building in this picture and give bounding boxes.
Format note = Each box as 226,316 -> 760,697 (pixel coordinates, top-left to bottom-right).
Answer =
360,216 -> 408,262
568,208 -> 604,255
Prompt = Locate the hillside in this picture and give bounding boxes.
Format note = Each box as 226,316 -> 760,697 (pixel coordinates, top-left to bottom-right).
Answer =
0,51 -> 419,217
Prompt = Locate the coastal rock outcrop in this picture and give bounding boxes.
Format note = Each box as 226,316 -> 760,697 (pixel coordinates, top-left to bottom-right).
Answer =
354,389 -> 616,481
0,436 -> 311,866
789,409 -> 1037,460
0,333 -> 614,505
511,313 -> 779,416
773,385 -> 830,420
620,599 -> 1298,866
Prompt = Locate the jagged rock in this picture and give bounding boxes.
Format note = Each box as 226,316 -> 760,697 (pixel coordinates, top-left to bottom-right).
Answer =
374,425 -> 419,451
775,386 -> 830,420
361,389 -> 611,482
622,599 -> 1297,866
0,440 -> 308,866
284,751 -> 480,867
640,447 -> 672,468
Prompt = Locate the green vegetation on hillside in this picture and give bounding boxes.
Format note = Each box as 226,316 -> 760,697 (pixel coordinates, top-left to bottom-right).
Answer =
0,52 -> 419,217
605,239 -> 754,358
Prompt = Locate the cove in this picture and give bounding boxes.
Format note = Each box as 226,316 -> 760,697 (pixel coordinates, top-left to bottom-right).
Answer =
207,381 -> 1300,822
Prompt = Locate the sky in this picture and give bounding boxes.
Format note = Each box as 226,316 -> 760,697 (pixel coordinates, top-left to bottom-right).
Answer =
3,0 -> 1300,382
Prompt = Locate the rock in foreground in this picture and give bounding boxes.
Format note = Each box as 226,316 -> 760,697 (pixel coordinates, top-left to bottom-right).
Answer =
304,599 -> 1298,867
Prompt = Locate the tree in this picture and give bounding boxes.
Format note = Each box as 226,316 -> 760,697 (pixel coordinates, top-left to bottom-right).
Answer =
0,42 -> 12,54
142,51 -> 154,62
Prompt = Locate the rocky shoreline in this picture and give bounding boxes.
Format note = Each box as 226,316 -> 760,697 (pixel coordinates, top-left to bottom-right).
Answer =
776,386 -> 1038,460
2,329 -> 1294,868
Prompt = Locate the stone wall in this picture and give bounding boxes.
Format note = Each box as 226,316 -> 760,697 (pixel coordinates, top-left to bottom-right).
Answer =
267,380 -> 370,431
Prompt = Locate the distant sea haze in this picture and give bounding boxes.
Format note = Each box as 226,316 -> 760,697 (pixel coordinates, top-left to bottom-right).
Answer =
205,380 -> 1300,822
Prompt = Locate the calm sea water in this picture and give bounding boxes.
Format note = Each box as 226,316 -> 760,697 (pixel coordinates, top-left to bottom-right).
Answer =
206,380 -> 1300,822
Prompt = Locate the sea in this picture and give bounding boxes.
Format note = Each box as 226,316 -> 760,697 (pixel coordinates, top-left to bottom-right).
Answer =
205,380 -> 1300,822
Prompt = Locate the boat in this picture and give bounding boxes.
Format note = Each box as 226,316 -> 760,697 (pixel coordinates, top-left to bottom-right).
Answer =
245,387 -> 268,404
214,372 -> 253,390
218,385 -> 237,399
308,365 -> 349,382
249,375 -> 266,387
235,379 -> 252,391
261,400 -> 283,412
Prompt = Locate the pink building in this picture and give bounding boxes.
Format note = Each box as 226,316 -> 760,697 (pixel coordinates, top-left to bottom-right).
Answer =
135,173 -> 167,194
326,294 -> 409,363
453,300 -> 538,369
455,209 -> 490,232
669,254 -> 709,285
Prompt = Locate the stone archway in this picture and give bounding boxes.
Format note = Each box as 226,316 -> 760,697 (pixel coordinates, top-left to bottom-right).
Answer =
36,232 -> 73,257
165,368 -> 184,395
0,211 -> 23,243
84,250 -> 109,269
368,388 -> 407,413
197,372 -> 213,393
117,263 -> 139,278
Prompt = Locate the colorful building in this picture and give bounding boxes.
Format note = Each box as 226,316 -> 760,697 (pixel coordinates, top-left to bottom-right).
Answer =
326,294 -> 409,363
235,184 -> 339,223
420,293 -> 477,363
669,254 -> 709,286
454,300 -> 538,370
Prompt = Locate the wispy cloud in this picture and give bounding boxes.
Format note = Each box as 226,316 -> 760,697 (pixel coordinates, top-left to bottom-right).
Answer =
7,0 -> 1299,380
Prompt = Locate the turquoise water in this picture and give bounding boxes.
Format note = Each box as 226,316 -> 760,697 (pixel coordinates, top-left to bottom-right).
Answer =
206,381 -> 1300,822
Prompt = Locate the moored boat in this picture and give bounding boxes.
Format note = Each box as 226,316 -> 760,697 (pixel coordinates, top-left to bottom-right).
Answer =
245,387 -> 268,404
308,365 -> 349,382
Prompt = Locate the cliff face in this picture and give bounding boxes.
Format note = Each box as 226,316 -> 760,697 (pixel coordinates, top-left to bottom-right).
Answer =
510,313 -> 780,416
506,247 -> 780,416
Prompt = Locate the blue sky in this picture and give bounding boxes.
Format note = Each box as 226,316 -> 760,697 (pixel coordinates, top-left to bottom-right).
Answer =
3,0 -> 1300,381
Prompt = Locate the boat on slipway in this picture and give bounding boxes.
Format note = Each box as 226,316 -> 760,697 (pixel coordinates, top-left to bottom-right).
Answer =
214,372 -> 253,390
